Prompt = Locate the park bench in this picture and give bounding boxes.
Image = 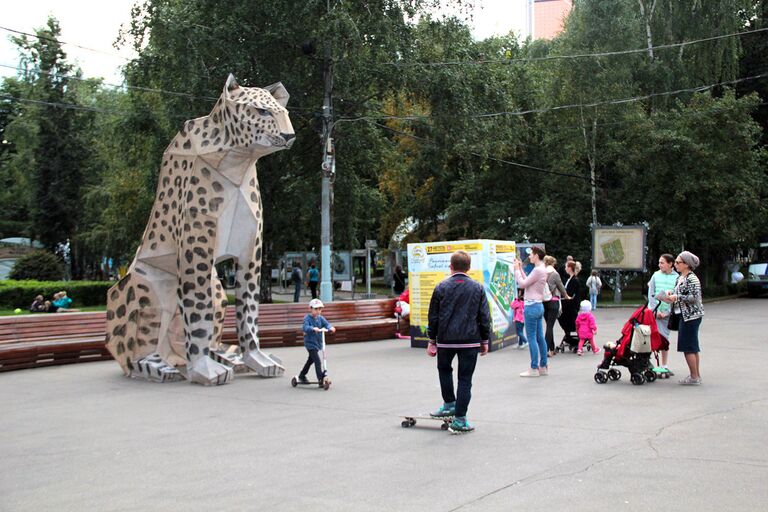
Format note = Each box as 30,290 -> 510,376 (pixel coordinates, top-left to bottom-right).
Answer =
0,298 -> 409,372
0,312 -> 112,372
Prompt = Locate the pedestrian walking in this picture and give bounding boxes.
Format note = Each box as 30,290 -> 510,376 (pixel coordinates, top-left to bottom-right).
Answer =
510,289 -> 528,349
559,260 -> 582,346
307,263 -> 319,299
291,262 -> 303,303
586,270 -> 602,310
543,256 -> 569,357
427,250 -> 490,434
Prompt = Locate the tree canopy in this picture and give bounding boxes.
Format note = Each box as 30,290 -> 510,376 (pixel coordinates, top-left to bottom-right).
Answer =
0,0 -> 765,287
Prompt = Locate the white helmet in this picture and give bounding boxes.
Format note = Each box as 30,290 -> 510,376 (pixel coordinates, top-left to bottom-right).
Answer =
309,298 -> 324,309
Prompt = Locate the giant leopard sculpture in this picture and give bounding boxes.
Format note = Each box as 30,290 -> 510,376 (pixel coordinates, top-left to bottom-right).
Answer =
105,75 -> 294,385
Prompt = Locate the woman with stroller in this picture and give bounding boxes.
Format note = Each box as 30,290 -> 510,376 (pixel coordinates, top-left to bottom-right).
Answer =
662,251 -> 704,385
543,256 -> 569,357
647,254 -> 678,374
559,260 -> 582,348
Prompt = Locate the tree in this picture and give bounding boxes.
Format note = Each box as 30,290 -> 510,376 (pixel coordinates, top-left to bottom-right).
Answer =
4,17 -> 93,253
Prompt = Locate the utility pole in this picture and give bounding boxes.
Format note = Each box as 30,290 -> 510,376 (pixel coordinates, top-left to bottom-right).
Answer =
319,41 -> 335,304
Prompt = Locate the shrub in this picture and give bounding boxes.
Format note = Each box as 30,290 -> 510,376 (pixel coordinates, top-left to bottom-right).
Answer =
0,280 -> 112,309
9,251 -> 64,281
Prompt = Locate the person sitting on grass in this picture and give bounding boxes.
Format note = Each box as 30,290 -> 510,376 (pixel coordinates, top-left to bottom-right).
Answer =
29,295 -> 49,312
51,291 -> 79,313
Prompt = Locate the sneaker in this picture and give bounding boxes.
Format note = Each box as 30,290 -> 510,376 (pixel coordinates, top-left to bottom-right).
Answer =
679,376 -> 701,386
593,348 -> 601,355
538,366 -> 549,376
448,416 -> 475,434
520,368 -> 539,377
297,375 -> 310,384
430,402 -> 456,418
518,342 -> 528,349
577,350 -> 583,356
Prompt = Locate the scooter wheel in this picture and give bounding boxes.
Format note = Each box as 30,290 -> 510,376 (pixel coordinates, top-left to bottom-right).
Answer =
291,377 -> 298,387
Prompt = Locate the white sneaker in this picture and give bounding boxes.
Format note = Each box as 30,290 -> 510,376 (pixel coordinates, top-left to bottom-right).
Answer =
538,366 -> 549,376
519,368 -> 540,378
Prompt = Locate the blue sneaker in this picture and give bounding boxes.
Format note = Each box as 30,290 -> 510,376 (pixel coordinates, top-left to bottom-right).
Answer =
430,402 -> 456,418
448,416 -> 475,434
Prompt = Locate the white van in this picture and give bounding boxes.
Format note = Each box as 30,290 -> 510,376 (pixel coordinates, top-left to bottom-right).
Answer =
747,239 -> 768,297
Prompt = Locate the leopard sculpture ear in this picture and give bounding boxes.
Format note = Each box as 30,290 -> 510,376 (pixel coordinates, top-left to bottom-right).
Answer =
224,74 -> 240,93
264,82 -> 289,108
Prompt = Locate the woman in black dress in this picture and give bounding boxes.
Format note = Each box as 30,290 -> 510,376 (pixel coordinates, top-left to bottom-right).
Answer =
559,260 -> 582,344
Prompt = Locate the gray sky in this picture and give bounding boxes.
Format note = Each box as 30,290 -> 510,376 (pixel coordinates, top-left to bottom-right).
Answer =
0,0 -> 527,83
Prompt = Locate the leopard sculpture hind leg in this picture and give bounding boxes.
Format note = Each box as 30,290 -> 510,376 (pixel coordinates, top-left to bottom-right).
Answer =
106,74 -> 294,385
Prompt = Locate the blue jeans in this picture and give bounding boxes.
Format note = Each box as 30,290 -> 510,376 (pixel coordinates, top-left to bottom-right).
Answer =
293,282 -> 301,303
515,321 -> 527,345
590,292 -> 598,310
523,302 -> 547,369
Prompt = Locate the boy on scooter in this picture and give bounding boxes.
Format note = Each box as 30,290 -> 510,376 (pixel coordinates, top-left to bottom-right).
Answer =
297,299 -> 336,388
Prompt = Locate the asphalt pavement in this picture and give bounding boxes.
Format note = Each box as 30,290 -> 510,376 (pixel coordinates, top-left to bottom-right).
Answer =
2,297 -> 766,511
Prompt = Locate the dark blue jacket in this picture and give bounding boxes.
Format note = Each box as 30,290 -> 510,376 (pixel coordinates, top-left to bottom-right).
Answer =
302,314 -> 332,350
427,273 -> 491,348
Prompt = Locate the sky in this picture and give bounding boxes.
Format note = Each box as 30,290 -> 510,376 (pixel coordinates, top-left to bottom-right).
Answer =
0,0 -> 528,83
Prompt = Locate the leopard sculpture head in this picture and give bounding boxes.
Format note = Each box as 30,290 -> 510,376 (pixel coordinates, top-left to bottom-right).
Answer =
202,74 -> 295,155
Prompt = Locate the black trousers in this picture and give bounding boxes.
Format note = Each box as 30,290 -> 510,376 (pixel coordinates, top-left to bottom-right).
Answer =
437,347 -> 479,418
309,281 -> 318,299
544,300 -> 560,352
299,349 -> 325,381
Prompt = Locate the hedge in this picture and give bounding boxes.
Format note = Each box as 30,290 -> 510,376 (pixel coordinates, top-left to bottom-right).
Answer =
0,280 -> 113,309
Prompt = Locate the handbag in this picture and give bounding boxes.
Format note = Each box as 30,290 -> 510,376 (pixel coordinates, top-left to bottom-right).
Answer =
667,311 -> 680,331
630,323 -> 652,353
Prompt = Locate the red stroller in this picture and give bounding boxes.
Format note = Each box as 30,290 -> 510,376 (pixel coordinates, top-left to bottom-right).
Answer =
594,304 -> 670,385
394,289 -> 410,339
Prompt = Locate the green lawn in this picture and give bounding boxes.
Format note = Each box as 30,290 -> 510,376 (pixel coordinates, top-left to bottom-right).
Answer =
1,305 -> 107,316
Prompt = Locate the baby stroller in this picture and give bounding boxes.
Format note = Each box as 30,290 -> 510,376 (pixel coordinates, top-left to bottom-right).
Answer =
594,304 -> 669,385
557,330 -> 588,353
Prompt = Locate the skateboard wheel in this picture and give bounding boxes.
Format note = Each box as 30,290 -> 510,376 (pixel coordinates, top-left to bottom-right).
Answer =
401,420 -> 410,428
291,377 -> 297,387
441,422 -> 449,430
323,378 -> 331,390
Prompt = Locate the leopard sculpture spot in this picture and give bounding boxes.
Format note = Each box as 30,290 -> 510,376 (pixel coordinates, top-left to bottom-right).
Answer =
105,75 -> 294,385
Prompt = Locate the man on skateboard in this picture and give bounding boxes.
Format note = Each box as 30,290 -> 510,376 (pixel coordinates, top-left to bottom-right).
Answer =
427,250 -> 490,434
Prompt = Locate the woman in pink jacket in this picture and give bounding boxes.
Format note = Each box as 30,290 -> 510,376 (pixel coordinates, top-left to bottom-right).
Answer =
575,300 -> 600,355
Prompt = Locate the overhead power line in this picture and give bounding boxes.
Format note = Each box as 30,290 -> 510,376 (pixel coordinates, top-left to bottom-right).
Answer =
0,25 -> 132,61
367,121 -> 598,183
376,26 -> 768,67
335,73 -> 768,123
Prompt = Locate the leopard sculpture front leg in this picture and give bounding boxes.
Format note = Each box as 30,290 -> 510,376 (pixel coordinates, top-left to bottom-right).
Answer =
233,170 -> 284,376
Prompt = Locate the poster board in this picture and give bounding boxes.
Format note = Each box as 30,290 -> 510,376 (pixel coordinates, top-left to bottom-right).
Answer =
407,240 -> 518,352
592,226 -> 647,271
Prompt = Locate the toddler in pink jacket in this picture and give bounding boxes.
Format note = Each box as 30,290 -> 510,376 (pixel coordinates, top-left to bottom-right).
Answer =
575,300 -> 600,355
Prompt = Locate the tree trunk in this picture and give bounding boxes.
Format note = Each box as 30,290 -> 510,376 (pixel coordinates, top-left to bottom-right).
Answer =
638,0 -> 657,60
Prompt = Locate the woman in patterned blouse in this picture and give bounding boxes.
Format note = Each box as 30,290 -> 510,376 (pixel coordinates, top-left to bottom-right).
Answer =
665,251 -> 704,385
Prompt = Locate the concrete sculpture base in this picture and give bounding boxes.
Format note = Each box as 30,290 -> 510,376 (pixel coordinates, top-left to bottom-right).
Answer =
105,75 -> 295,385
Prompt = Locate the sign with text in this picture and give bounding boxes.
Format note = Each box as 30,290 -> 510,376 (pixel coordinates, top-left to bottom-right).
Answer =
407,239 -> 518,352
592,226 -> 647,271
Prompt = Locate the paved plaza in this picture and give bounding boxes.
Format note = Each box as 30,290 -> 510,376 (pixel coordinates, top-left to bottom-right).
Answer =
2,298 -> 767,511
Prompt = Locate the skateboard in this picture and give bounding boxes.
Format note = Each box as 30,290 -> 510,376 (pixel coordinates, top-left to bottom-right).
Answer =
291,375 -> 331,390
400,415 -> 453,430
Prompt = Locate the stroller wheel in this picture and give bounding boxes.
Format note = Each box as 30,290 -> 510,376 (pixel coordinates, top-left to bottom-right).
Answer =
608,369 -> 621,381
594,372 -> 608,384
630,373 -> 645,385
644,370 -> 657,383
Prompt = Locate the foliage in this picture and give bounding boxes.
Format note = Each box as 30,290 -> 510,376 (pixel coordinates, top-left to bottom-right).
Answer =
8,250 -> 63,281
0,1 -> 766,293
0,279 -> 112,309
